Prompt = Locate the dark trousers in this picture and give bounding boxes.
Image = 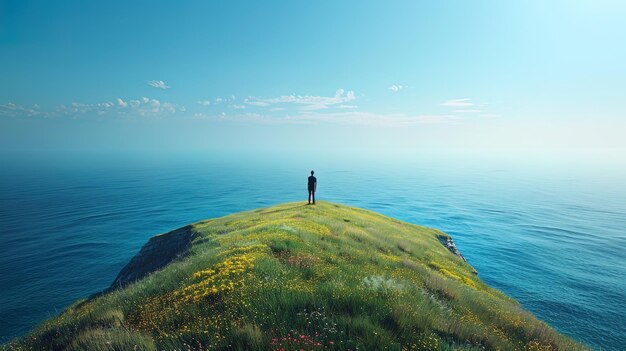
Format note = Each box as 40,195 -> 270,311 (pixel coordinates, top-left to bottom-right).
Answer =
308,189 -> 315,204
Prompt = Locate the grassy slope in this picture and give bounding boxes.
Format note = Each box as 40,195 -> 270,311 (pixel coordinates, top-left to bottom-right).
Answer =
3,201 -> 587,351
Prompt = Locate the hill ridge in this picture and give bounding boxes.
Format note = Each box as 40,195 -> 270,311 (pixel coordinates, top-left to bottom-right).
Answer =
3,201 -> 587,351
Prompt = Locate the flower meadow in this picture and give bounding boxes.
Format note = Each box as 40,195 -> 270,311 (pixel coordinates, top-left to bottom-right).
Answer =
2,202 -> 588,350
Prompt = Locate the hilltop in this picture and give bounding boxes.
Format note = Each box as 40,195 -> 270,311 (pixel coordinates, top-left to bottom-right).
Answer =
2,202 -> 587,350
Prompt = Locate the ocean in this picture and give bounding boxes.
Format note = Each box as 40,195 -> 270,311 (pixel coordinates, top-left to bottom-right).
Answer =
1,153 -> 624,350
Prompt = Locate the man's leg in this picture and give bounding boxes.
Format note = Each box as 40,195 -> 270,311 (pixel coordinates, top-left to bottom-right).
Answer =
312,190 -> 315,204
308,189 -> 312,204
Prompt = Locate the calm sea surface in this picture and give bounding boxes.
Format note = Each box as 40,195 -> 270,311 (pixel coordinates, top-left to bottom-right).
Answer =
1,155 -> 624,350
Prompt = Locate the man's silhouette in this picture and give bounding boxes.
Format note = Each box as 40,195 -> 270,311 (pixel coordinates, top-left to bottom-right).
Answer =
308,170 -> 317,205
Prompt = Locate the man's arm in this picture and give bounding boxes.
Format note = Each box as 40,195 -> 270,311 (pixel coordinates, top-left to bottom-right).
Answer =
314,179 -> 317,192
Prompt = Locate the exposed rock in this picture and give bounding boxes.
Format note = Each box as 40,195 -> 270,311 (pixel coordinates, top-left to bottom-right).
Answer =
437,234 -> 478,274
108,225 -> 194,290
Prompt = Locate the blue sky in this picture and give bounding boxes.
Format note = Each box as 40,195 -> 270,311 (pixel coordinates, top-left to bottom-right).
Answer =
1,1 -> 625,161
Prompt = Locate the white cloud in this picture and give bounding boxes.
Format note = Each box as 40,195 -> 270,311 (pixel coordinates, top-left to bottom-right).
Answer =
197,100 -> 211,106
232,104 -> 246,109
441,98 -> 474,107
244,89 -> 357,110
162,102 -> 176,113
244,99 -> 270,107
0,102 -> 42,117
122,97 -> 181,117
388,84 -> 405,92
147,80 -> 171,89
11,96 -> 184,119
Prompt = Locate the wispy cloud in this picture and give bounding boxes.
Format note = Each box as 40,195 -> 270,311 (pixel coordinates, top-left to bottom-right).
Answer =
125,97 -> 177,116
388,84 -> 405,92
3,91 -> 497,125
441,98 -> 474,107
147,80 -> 171,89
0,102 -> 43,117
2,97 -> 182,119
243,99 -> 270,107
210,96 -> 236,104
244,89 -> 356,110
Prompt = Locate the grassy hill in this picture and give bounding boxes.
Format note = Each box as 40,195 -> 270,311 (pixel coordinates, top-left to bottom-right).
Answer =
2,202 -> 587,351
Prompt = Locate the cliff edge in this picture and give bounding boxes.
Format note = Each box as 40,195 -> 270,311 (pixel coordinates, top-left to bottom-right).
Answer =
108,225 -> 194,290
3,201 -> 587,351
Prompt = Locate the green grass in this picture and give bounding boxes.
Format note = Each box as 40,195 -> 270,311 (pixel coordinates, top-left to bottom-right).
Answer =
2,201 -> 588,351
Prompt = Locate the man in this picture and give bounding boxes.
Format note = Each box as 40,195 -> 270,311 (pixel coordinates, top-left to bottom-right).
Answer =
308,170 -> 317,204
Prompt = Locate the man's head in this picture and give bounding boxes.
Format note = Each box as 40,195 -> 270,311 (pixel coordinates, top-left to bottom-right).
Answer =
311,170 -> 314,175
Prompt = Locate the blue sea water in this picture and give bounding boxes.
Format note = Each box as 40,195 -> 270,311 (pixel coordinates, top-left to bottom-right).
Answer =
0,154 -> 625,350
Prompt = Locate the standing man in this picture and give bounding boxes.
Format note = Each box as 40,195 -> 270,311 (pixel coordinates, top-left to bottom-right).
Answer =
308,170 -> 317,205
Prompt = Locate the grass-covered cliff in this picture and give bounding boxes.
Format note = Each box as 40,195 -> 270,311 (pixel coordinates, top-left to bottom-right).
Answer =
2,202 -> 587,351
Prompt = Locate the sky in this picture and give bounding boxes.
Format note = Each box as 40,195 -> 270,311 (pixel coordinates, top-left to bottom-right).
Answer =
1,0 -> 625,163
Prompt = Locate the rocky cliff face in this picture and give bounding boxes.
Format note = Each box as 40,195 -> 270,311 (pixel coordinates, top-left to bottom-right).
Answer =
109,225 -> 193,290
437,234 -> 478,274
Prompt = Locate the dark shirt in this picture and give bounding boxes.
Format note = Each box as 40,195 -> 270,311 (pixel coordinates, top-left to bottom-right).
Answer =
308,176 -> 317,190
